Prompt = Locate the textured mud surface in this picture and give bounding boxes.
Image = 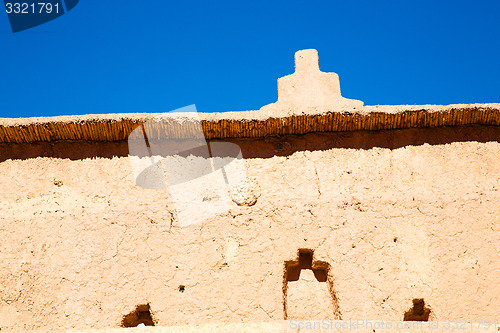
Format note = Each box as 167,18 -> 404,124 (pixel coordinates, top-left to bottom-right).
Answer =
0,126 -> 499,330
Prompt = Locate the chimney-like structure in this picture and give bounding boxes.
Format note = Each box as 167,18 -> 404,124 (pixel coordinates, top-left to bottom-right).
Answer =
261,49 -> 363,113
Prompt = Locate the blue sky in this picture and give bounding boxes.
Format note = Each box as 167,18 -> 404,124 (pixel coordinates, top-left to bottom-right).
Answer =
1,0 -> 499,118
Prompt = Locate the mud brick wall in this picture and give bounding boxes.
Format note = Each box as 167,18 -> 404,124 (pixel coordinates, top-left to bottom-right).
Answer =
1,124 -> 499,330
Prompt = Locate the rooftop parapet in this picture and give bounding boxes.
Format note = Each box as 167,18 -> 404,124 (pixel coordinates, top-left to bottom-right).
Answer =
261,49 -> 364,113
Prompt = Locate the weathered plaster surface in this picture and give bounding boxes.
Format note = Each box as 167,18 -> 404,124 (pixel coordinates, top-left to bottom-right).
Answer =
0,127 -> 499,330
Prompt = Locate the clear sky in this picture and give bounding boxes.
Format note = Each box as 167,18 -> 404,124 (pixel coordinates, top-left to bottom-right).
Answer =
1,0 -> 499,118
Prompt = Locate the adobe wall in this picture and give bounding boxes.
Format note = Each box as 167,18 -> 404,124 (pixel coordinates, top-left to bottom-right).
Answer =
0,124 -> 499,331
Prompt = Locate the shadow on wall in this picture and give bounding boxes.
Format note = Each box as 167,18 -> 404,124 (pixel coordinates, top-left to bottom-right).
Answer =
1,125 -> 499,162
404,298 -> 432,321
121,304 -> 155,327
283,249 -> 341,320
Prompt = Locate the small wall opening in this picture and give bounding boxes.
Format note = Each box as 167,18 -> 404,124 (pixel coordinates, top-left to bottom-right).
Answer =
404,298 -> 431,321
285,249 -> 328,282
283,249 -> 340,320
121,304 -> 155,327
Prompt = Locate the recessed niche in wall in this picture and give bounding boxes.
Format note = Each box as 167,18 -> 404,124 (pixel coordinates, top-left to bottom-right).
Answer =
283,249 -> 340,320
403,298 -> 431,321
121,303 -> 155,327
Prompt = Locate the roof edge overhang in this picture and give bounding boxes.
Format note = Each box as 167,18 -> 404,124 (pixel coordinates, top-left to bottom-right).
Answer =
0,103 -> 499,144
